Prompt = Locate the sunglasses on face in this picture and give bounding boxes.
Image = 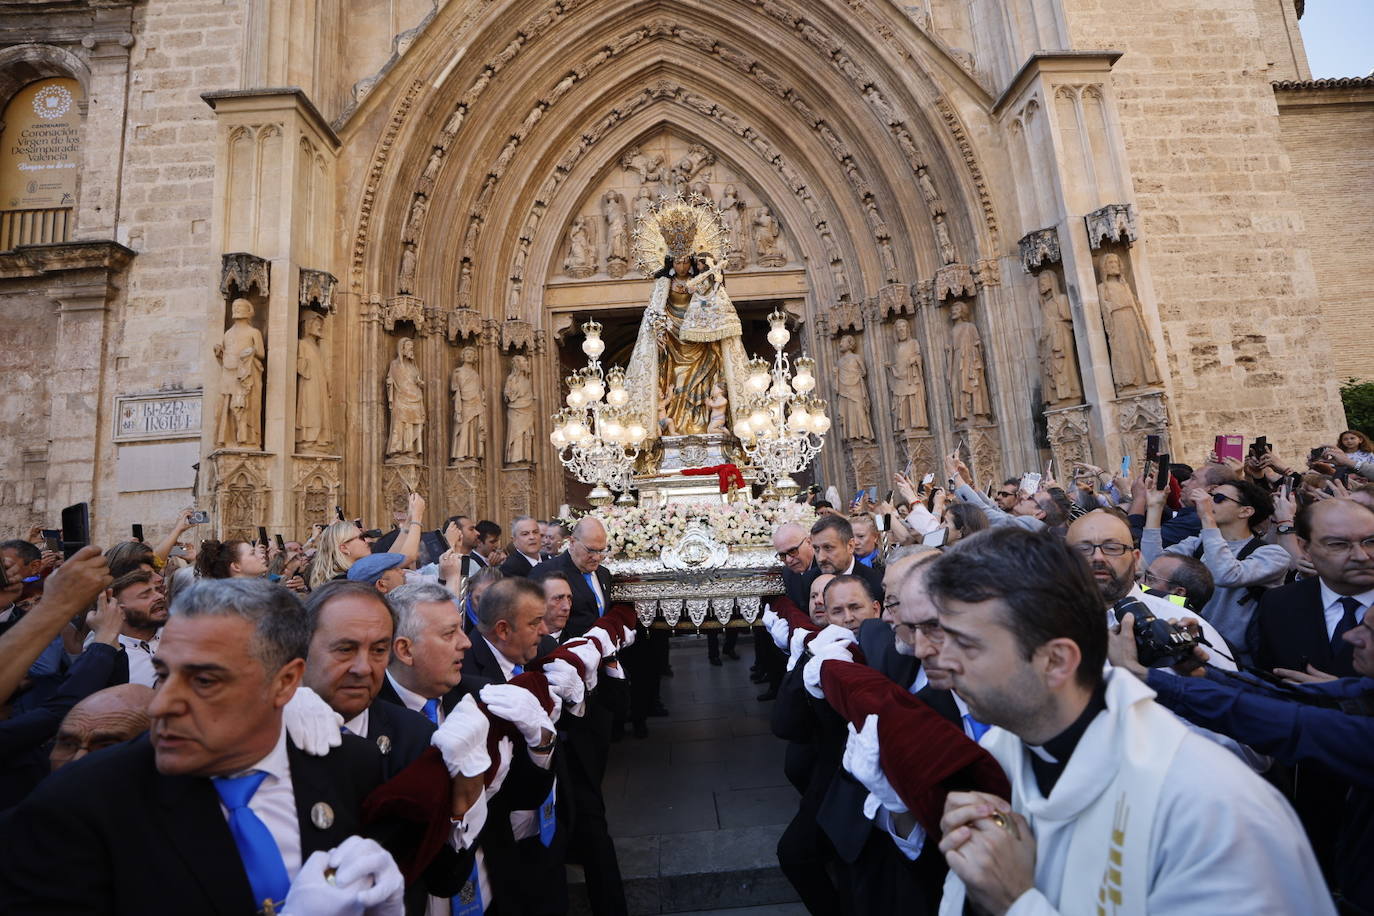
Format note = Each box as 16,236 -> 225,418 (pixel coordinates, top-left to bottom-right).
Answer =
1211,492 -> 1243,506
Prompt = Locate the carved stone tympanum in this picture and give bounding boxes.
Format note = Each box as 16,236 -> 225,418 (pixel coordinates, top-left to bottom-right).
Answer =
213,297 -> 265,450
564,215 -> 594,278
385,338 -> 425,459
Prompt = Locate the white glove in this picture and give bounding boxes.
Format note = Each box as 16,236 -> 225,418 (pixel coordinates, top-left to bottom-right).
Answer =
329,836 -> 405,915
802,639 -> 855,698
284,686 -> 344,757
543,658 -> 587,710
785,628 -> 810,671
282,849 -> 365,916
810,623 -> 859,652
486,735 -> 514,795
618,623 -> 637,649
585,627 -> 616,657
763,609 -> 790,650
843,715 -> 908,818
431,693 -> 491,778
600,658 -> 626,679
565,640 -> 602,692
479,683 -> 556,748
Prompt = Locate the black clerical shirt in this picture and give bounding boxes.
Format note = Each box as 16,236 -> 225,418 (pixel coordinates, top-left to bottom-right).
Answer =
1027,682 -> 1108,797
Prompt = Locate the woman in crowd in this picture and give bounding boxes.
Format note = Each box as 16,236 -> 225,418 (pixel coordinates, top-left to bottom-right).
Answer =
306,521 -> 372,589
194,539 -> 268,580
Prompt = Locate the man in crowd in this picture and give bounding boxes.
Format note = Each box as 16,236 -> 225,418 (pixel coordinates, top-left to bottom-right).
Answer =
536,570 -> 574,641
822,575 -> 880,633
760,521 -> 818,701
541,522 -> 567,558
448,515 -> 486,570
474,520 -> 503,567
105,569 -> 168,688
500,515 -> 545,578
462,578 -> 550,690
48,683 -> 153,772
807,572 -> 835,626
926,527 -> 1329,913
1142,476 -> 1291,656
1143,553 -> 1215,613
1,578 -> 482,913
531,518 -> 610,640
345,551 -> 409,597
1110,501 -> 1374,911
810,515 -> 885,602
377,582 -> 472,723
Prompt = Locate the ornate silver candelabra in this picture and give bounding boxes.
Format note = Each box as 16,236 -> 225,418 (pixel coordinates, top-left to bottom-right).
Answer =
734,308 -> 830,497
549,319 -> 647,506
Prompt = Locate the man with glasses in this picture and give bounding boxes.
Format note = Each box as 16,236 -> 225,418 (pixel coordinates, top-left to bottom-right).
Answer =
1065,510 -> 1235,672
757,522 -> 819,701
992,479 -> 1022,512
1142,554 -> 1215,613
1142,477 -> 1291,658
531,518 -> 611,641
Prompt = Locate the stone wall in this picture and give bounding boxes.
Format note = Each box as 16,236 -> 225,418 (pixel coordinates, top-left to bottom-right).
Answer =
1063,0 -> 1347,463
1275,78 -> 1374,388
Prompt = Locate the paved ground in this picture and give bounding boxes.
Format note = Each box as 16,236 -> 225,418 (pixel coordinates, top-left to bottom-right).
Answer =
569,633 -> 805,915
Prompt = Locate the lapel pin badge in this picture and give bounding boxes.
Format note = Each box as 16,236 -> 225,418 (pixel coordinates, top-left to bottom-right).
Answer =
310,802 -> 335,830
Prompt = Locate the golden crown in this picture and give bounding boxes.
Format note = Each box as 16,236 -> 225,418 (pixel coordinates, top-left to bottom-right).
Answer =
631,192 -> 728,274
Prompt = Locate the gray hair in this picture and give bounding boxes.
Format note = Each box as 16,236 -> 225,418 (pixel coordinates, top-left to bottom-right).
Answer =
387,582 -> 460,642
169,579 -> 310,674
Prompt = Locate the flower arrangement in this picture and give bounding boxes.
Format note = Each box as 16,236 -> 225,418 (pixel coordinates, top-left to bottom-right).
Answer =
570,500 -> 816,558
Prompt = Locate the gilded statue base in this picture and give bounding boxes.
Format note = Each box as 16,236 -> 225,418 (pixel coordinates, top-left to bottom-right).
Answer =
633,433 -> 756,507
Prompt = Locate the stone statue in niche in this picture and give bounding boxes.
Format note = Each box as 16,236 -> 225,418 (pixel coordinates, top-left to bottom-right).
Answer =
602,190 -> 630,278
835,334 -> 875,441
451,346 -> 485,461
421,147 -> 444,183
403,195 -> 427,244
385,337 -> 425,459
719,184 -> 745,265
916,166 -> 939,206
1096,252 -> 1161,391
1037,271 -> 1083,405
503,355 -> 535,464
933,212 -> 957,265
295,310 -> 331,452
213,298 -> 265,450
753,207 -> 785,267
632,186 -> 654,226
878,238 -> 898,282
397,243 -> 418,294
949,299 -> 991,422
563,216 -> 594,278
888,318 -> 928,431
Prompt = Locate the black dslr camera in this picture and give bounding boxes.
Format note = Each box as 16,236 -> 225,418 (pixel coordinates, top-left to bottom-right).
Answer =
1112,597 -> 1200,668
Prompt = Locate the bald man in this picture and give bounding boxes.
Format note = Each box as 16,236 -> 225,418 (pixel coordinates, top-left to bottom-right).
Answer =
530,517 -> 611,641
49,684 -> 154,771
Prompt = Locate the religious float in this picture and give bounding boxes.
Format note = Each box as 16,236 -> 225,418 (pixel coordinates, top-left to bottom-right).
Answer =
548,194 -> 829,630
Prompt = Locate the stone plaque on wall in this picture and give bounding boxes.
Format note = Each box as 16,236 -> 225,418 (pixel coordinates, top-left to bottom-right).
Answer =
114,391 -> 203,442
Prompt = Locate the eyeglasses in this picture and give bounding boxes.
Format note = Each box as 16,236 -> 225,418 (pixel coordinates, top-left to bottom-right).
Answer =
1141,570 -> 1173,590
1211,492 -> 1243,506
574,541 -> 608,556
775,541 -> 807,561
893,620 -> 944,643
996,490 -> 1017,499
1072,541 -> 1130,557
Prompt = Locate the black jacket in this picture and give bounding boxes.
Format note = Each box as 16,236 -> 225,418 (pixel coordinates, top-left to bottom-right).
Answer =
1254,577 -> 1357,678
499,552 -> 538,579
528,553 -> 610,640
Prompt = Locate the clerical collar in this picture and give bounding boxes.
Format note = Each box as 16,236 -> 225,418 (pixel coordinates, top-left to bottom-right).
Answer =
1026,682 -> 1108,797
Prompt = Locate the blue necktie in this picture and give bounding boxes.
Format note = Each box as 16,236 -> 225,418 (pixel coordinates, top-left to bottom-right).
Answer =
538,787 -> 557,847
583,572 -> 605,616
212,771 -> 290,913
464,596 -> 479,631
963,714 -> 991,742
340,725 -> 351,735
422,698 -> 440,725
1333,596 -> 1362,654
453,861 -> 483,915
511,664 -> 524,677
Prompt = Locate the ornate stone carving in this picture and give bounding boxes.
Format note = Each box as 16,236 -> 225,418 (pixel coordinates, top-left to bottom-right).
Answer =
1019,227 -> 1061,272
220,252 -> 269,298
402,194 -> 428,244
1037,271 -> 1083,407
292,457 -> 341,535
719,184 -> 746,267
500,466 -> 534,522
445,460 -> 486,520
210,452 -> 269,540
1046,404 -> 1093,472
1085,203 -> 1138,249
213,298 -> 265,450
960,426 -> 1001,490
933,212 -> 957,264
563,215 -> 595,278
934,264 -> 975,301
450,346 -> 485,462
602,189 -> 630,278
973,258 -> 1001,289
295,311 -> 331,453
829,301 -> 864,335
385,338 -> 425,460
382,295 -> 425,333
845,440 -> 880,491
503,354 -> 535,465
878,238 -> 899,283
396,243 -> 418,294
298,268 -> 337,313
878,283 -> 914,318
1116,391 -> 1169,462
620,145 -> 665,184
916,165 -> 940,206
935,97 -> 999,247
836,334 -> 875,442
447,307 -> 482,343
889,318 -> 929,432
351,78 -> 422,287
949,299 -> 992,424
752,207 -> 785,267
1096,252 -> 1161,391
500,318 -> 534,353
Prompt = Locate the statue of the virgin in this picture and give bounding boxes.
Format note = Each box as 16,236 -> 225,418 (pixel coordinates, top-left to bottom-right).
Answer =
623,196 -> 752,437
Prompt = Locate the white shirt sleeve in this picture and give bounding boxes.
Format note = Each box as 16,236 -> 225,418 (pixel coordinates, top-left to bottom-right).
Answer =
874,807 -> 926,861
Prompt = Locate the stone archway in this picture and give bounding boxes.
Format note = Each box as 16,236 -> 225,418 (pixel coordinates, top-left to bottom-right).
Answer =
338,0 -> 1030,519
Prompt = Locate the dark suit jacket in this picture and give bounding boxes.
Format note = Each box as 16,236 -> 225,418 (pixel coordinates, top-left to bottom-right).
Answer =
857,618 -> 917,690
0,732 -> 467,914
458,633 -> 509,695
794,558 -> 887,609
499,552 -> 538,578
529,553 -> 609,640
782,560 -> 821,609
362,698 -> 436,781
1254,577 -> 1357,678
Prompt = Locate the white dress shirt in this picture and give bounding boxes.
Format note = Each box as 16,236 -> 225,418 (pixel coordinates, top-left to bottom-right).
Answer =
218,724 -> 302,879
385,671 -> 445,725
1318,581 -> 1374,641
341,708 -> 370,737
85,629 -> 161,687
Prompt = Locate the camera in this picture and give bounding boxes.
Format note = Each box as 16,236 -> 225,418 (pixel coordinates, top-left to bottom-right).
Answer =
1113,597 -> 1200,668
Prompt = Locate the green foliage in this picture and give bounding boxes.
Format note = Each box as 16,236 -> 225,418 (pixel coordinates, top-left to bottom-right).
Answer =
1340,378 -> 1374,437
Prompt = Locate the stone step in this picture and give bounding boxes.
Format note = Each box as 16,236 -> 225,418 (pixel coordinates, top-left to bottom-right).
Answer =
566,824 -> 800,915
